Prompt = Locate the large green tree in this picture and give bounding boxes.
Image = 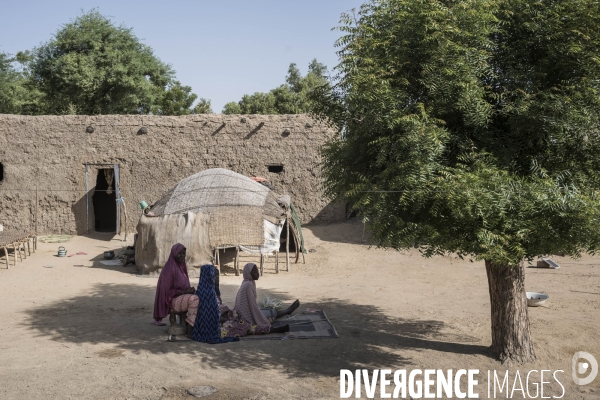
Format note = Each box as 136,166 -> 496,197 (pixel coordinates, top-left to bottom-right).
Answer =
28,10 -> 199,115
222,60 -> 328,114
313,0 -> 600,363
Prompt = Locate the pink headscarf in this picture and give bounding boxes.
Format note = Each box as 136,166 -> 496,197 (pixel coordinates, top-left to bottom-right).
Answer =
234,263 -> 271,331
153,243 -> 190,320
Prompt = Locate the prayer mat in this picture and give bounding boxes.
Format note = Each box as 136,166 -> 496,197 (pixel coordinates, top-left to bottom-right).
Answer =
241,310 -> 339,341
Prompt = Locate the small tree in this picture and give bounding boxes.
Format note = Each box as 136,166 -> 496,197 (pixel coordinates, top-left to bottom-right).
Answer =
153,81 -> 198,116
313,0 -> 600,363
193,98 -> 213,114
222,59 -> 328,114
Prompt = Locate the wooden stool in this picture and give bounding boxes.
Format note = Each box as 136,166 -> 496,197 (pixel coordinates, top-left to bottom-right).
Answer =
167,311 -> 188,341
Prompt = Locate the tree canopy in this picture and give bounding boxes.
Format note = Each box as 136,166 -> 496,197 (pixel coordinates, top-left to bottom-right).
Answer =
313,0 -> 600,363
313,0 -> 600,267
8,10 -> 207,115
222,60 -> 328,114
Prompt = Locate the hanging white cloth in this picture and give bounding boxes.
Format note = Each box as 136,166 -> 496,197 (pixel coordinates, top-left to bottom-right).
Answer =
239,219 -> 284,255
104,169 -> 114,195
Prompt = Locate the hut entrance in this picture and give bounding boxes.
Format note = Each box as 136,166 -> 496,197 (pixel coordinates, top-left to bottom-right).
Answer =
92,169 -> 117,232
279,220 -> 297,253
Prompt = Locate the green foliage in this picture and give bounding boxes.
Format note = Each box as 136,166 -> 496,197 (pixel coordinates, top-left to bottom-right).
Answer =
222,101 -> 242,115
222,59 -> 328,114
0,52 -> 43,114
25,10 -> 202,115
313,0 -> 600,265
153,81 -> 197,116
193,98 -> 213,114
223,92 -> 278,115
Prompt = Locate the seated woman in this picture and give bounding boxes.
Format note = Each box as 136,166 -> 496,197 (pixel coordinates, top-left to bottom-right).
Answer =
153,243 -> 198,327
222,263 -> 300,337
190,264 -> 238,343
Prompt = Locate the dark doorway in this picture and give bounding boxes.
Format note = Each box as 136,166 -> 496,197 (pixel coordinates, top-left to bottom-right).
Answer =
92,169 -> 116,232
279,221 -> 297,253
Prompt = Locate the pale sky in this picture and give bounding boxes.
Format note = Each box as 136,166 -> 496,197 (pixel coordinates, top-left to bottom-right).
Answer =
0,0 -> 365,113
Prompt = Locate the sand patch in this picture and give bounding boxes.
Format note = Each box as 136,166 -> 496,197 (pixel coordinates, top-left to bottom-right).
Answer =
95,348 -> 125,359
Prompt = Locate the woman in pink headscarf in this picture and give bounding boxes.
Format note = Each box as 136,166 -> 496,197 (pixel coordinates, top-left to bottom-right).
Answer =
153,243 -> 198,327
221,263 -> 299,337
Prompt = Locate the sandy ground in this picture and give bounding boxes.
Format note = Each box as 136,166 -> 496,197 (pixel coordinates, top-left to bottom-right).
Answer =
0,219 -> 599,399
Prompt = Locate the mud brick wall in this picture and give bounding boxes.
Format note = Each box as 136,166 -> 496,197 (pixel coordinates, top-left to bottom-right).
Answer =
0,114 -> 344,234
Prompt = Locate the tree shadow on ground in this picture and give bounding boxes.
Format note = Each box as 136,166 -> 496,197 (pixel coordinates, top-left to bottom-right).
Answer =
24,283 -> 489,378
86,251 -> 136,274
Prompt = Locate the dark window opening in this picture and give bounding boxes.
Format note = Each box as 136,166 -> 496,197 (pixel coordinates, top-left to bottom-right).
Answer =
0,163 -> 3,182
268,165 -> 284,173
92,169 -> 116,232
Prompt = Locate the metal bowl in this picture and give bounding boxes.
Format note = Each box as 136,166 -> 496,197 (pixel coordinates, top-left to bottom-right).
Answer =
103,251 -> 115,260
526,292 -> 549,307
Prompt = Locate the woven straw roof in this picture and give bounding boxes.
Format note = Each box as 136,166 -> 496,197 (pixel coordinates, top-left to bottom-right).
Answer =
148,168 -> 286,247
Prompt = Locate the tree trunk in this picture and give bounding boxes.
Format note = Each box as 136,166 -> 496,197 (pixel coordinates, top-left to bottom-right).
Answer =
485,260 -> 536,364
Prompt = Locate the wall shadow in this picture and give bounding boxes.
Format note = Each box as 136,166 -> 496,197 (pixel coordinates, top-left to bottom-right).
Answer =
244,122 -> 264,139
24,283 -> 489,378
306,201 -> 347,227
308,218 -> 376,246
211,122 -> 226,136
88,252 -> 137,274
72,194 -> 90,235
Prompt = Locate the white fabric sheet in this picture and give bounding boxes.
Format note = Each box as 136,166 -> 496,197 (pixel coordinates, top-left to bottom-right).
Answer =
239,219 -> 283,255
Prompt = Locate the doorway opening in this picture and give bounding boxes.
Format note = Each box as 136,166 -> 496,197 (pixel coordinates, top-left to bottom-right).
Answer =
92,169 -> 116,232
279,220 -> 297,253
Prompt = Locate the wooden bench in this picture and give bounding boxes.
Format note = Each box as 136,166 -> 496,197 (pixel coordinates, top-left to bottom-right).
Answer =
0,232 -> 37,269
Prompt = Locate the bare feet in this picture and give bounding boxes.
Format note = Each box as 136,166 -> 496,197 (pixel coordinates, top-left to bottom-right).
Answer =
275,300 -> 301,319
290,299 -> 300,312
152,320 -> 166,326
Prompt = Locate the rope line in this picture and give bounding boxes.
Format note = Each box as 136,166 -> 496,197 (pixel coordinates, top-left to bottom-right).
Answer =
0,189 -> 589,194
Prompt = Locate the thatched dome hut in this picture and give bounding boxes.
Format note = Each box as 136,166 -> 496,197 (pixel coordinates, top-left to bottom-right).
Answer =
135,168 -> 303,274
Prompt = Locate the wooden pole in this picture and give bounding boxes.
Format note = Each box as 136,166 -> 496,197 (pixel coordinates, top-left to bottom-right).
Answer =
85,164 -> 89,234
286,215 -> 290,272
35,183 -> 38,235
260,254 -> 264,276
235,246 -> 239,276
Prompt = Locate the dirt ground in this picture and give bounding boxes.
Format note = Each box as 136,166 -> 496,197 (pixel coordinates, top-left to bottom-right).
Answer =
0,219 -> 598,399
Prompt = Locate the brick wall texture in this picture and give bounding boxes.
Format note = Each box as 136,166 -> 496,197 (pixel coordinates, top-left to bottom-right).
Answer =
0,114 -> 345,235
